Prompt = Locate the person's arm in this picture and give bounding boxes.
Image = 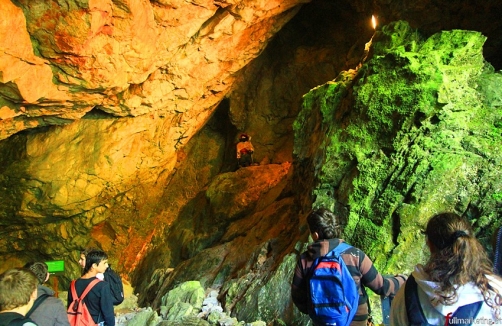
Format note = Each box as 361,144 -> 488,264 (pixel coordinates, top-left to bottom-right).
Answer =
236,143 -> 242,158
389,284 -> 409,326
291,258 -> 309,314
54,298 -> 71,326
358,252 -> 407,297
99,283 -> 115,326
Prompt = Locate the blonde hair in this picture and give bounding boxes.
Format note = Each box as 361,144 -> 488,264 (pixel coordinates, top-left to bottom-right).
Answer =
0,268 -> 38,311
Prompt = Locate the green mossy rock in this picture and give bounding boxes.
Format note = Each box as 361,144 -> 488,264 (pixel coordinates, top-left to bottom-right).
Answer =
230,253 -> 309,325
161,281 -> 205,313
158,315 -> 211,326
294,20 -> 502,276
125,308 -> 163,326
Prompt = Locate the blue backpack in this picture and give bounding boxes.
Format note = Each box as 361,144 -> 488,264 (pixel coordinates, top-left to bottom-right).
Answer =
308,242 -> 359,326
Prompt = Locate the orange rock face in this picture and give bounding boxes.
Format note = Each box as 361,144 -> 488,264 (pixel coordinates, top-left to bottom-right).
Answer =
0,0 -> 307,141
0,0 -> 309,286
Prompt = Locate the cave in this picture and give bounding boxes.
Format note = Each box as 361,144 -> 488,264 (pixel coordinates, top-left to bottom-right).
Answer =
1,0 -> 501,324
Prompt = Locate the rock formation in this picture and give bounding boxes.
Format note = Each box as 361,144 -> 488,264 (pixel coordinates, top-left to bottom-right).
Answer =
1,0 -> 502,324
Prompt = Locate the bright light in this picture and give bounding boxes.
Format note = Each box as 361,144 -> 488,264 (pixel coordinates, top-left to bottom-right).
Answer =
372,15 -> 377,30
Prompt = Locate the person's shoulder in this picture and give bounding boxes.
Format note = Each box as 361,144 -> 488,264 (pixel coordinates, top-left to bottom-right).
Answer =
22,322 -> 37,326
37,284 -> 54,296
78,277 -> 105,290
90,277 -> 106,286
0,311 -> 26,322
0,314 -> 38,326
338,242 -> 366,266
338,240 -> 362,254
93,278 -> 111,291
43,295 -> 66,306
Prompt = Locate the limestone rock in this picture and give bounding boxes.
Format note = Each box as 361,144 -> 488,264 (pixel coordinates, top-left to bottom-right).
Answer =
294,21 -> 502,274
0,0 -> 308,140
125,307 -> 162,326
1,0 -> 502,324
161,281 -> 205,312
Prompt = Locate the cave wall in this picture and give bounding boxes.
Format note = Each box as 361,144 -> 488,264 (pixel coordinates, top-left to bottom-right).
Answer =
294,21 -> 502,273
0,0 -> 379,281
0,0 -> 307,139
1,0 -> 502,324
0,0 -> 309,274
137,20 -> 502,324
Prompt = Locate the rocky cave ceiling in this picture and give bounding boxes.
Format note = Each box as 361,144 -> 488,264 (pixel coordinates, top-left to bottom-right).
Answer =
1,0 -> 501,141
1,0 -> 502,322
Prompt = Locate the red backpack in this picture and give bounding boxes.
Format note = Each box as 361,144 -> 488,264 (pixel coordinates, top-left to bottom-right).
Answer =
67,279 -> 101,326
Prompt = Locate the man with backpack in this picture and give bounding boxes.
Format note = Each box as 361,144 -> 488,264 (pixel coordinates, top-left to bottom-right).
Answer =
291,208 -> 407,326
69,249 -> 115,326
24,262 -> 70,326
79,249 -> 124,306
0,268 -> 39,326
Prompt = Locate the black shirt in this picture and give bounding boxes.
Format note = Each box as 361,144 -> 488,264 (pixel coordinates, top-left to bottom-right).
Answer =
67,277 -> 115,326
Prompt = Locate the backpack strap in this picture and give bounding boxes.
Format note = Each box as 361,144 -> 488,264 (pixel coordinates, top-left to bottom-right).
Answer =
405,275 -> 484,326
71,278 -> 101,301
494,226 -> 502,276
332,241 -> 352,256
25,294 -> 51,318
404,274 -> 430,326
309,241 -> 351,276
448,301 -> 483,326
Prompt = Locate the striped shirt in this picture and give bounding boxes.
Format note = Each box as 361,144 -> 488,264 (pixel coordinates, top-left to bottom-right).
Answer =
291,238 -> 406,325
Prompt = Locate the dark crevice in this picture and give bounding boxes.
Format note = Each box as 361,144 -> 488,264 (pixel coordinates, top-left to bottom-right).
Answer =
82,106 -> 117,119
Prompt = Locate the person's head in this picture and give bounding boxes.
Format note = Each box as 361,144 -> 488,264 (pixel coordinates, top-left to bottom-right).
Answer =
423,212 -> 500,307
425,212 -> 476,253
79,247 -> 99,270
307,208 -> 346,241
79,248 -> 90,269
24,262 -> 49,285
239,133 -> 249,142
83,249 -> 109,275
0,268 -> 38,312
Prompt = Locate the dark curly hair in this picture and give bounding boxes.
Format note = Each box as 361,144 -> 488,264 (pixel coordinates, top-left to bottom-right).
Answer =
306,208 -> 347,240
25,261 -> 48,284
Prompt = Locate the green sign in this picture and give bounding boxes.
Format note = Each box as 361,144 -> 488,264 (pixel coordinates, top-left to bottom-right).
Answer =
46,260 -> 64,273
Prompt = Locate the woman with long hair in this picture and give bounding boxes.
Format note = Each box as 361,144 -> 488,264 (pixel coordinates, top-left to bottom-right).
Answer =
390,212 -> 502,325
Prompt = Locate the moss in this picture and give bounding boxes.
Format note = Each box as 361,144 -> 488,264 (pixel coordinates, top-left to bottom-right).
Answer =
161,281 -> 205,310
228,253 -> 305,324
294,20 -> 502,274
